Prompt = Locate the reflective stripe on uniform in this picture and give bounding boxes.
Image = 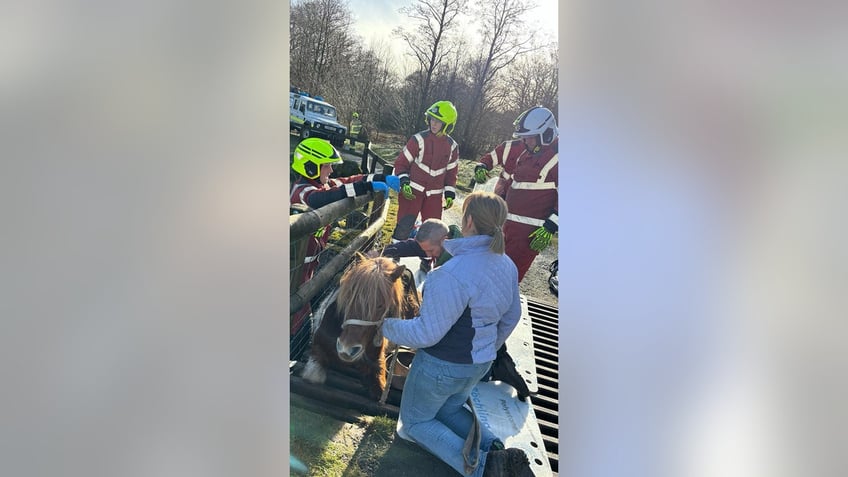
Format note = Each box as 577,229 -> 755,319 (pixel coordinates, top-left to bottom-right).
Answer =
510,181 -> 557,190
403,145 -> 415,163
293,184 -> 318,204
415,161 -> 451,176
345,183 -> 356,197
304,255 -> 319,264
409,183 -> 444,196
408,133 -> 424,166
538,153 -> 558,181
507,213 -> 544,227
510,153 -> 558,190
499,141 -> 513,167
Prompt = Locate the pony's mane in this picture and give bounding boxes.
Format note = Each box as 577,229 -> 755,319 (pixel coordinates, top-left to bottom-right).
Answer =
337,257 -> 403,323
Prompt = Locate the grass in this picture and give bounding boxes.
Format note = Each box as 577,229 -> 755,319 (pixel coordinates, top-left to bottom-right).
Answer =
289,406 -> 368,476
290,397 -> 457,477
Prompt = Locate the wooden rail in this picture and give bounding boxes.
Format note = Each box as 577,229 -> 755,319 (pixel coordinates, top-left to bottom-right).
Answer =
289,191 -> 389,316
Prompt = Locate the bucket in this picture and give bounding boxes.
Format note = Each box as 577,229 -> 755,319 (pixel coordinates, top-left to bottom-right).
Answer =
390,351 -> 415,390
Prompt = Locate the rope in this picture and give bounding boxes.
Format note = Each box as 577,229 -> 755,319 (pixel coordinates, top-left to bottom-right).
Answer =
462,397 -> 482,475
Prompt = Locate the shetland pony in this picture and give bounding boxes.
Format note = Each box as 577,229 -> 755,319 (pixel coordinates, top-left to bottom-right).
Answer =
301,253 -> 421,399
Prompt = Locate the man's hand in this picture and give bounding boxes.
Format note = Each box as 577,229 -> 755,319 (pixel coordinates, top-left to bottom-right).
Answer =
399,177 -> 415,200
528,226 -> 552,252
528,216 -> 557,252
384,175 -> 401,192
371,181 -> 389,196
474,165 -> 490,184
443,197 -> 454,209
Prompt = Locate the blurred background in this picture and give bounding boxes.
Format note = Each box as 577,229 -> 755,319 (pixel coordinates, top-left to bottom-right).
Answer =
1,1 -> 846,476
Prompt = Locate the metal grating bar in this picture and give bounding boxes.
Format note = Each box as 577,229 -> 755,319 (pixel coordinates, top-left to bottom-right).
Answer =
526,297 -> 559,476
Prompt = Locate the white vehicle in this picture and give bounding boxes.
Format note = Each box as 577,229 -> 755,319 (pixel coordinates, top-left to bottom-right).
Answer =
289,91 -> 347,146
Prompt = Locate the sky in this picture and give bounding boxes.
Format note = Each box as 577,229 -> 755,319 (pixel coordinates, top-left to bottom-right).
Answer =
345,0 -> 558,70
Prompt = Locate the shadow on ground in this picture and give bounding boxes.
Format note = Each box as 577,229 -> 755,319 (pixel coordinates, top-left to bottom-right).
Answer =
349,431 -> 455,477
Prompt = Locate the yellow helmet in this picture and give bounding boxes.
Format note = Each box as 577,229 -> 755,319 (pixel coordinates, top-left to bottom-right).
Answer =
424,100 -> 458,136
291,138 -> 342,179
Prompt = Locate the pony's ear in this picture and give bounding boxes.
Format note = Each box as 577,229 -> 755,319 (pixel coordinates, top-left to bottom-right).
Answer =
353,251 -> 368,263
389,264 -> 407,283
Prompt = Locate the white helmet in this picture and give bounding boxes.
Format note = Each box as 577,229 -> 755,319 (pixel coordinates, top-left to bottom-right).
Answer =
512,106 -> 558,146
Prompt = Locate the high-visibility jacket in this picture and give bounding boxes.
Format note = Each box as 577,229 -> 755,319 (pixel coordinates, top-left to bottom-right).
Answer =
478,138 -> 559,228
350,117 -> 362,137
393,130 -> 459,200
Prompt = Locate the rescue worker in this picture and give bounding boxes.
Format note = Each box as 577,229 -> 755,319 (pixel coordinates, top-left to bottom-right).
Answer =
349,111 -> 363,148
289,137 -> 399,333
473,106 -> 558,282
391,100 -> 459,241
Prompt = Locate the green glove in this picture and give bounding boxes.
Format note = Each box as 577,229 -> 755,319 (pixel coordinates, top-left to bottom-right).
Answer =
443,197 -> 454,209
529,226 -> 553,252
401,183 -> 414,200
474,165 -> 490,184
448,224 -> 462,238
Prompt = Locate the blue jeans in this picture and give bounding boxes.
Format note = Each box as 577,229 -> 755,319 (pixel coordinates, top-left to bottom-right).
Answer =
397,350 -> 498,476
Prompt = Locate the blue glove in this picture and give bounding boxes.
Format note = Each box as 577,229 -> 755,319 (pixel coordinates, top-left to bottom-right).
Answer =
371,181 -> 389,195
385,175 -> 401,192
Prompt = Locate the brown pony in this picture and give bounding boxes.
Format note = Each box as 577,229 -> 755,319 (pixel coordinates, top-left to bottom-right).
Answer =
301,253 -> 421,399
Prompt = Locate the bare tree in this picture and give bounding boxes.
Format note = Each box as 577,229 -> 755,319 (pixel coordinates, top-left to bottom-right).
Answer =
332,39 -> 402,139
456,0 -> 540,156
393,0 -> 467,133
504,47 -> 559,113
290,0 -> 355,95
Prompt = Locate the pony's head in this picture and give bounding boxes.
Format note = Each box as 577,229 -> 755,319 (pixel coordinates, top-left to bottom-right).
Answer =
335,254 -> 407,362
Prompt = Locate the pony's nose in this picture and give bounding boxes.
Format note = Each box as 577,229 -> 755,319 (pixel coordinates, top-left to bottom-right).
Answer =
336,339 -> 363,361
343,345 -> 363,360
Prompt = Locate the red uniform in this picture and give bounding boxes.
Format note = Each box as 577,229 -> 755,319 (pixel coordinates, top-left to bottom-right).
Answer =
479,138 -> 558,282
392,130 -> 459,240
289,173 -> 369,333
478,139 -> 525,199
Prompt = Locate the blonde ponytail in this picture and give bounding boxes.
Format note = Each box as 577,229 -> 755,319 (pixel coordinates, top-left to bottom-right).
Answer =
461,192 -> 508,254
